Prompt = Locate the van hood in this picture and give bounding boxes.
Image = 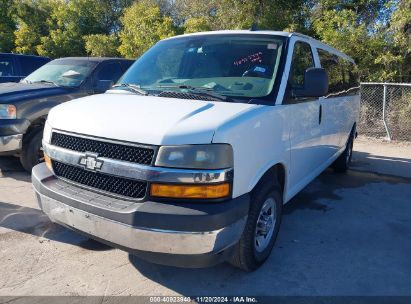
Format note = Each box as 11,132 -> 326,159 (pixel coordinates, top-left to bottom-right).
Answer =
47,91 -> 258,145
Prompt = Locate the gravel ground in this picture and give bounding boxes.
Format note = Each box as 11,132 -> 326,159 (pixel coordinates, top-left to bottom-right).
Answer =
0,137 -> 410,297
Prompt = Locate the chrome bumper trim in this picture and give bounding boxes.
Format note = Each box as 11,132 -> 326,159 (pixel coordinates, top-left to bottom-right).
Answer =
36,192 -> 246,255
0,134 -> 23,153
43,142 -> 233,184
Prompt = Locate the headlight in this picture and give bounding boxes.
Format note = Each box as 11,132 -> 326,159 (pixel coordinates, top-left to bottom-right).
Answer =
155,144 -> 233,169
0,104 -> 17,119
43,121 -> 52,144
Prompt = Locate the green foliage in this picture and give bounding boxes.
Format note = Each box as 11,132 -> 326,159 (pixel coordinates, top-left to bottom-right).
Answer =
37,0 -> 114,57
311,0 -> 410,82
9,0 -> 134,56
183,17 -> 212,33
84,34 -> 120,57
387,0 -> 411,82
13,0 -> 52,54
1,0 -> 409,82
173,0 -> 218,25
0,0 -> 16,52
118,0 -> 177,59
214,0 -> 308,31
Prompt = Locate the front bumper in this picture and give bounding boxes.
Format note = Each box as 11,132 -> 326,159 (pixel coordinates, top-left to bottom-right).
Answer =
32,163 -> 249,267
0,118 -> 30,154
0,134 -> 23,153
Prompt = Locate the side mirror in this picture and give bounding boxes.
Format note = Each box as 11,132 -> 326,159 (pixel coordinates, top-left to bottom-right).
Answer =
94,80 -> 113,93
293,67 -> 328,98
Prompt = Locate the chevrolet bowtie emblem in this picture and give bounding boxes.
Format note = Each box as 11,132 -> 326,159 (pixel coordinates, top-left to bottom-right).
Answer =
79,152 -> 104,171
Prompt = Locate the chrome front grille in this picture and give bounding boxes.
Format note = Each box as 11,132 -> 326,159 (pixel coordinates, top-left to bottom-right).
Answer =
45,131 -> 231,200
51,132 -> 155,165
52,161 -> 147,199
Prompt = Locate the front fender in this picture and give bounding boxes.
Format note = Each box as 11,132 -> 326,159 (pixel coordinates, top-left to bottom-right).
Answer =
212,105 -> 290,199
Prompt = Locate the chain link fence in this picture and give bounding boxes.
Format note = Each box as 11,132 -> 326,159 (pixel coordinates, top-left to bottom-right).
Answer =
359,83 -> 411,141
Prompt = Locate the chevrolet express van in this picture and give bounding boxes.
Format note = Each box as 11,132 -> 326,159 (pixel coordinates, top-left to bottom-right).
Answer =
32,30 -> 360,271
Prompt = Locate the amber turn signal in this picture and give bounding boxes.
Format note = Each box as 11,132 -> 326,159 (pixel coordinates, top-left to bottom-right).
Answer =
44,153 -> 53,172
150,183 -> 230,199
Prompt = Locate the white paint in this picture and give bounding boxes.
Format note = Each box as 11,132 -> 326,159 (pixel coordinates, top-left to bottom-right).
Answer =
45,30 -> 360,203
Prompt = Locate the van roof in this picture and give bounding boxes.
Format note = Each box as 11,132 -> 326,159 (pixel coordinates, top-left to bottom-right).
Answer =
165,30 -> 355,64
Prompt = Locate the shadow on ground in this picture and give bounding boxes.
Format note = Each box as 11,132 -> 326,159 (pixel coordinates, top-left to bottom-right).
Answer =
1,150 -> 411,295
128,167 -> 411,296
0,156 -> 31,182
0,201 -> 112,251
351,149 -> 411,179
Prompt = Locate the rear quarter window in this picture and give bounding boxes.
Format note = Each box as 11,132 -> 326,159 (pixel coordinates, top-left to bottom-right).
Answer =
317,48 -> 359,96
0,56 -> 14,76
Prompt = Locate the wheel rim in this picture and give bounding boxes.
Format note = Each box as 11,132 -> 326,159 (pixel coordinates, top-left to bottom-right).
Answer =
254,197 -> 276,253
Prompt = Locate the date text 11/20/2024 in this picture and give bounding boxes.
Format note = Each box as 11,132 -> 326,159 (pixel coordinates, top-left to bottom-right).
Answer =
149,296 -> 258,303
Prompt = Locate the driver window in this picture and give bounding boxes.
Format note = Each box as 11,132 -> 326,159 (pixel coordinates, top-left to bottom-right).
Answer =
96,62 -> 123,83
289,42 -> 314,88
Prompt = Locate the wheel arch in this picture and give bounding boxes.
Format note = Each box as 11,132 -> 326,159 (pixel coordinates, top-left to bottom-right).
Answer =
251,162 -> 287,203
22,116 -> 47,144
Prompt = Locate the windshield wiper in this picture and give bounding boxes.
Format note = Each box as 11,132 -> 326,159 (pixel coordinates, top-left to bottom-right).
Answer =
32,80 -> 59,86
157,85 -> 234,102
112,83 -> 148,96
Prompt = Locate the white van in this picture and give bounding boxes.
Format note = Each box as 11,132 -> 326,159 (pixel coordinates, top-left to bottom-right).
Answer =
32,30 -> 360,271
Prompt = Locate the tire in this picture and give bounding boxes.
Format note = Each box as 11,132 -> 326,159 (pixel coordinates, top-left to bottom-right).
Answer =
229,180 -> 283,272
20,129 -> 44,172
332,130 -> 354,173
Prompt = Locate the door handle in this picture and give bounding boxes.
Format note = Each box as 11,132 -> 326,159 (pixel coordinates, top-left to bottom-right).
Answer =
319,104 -> 322,124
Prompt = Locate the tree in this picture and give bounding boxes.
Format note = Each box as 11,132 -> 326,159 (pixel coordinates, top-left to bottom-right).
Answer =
173,0 -> 218,26
311,0 -> 394,81
118,0 -> 177,58
0,0 -> 408,82
37,0 -> 105,57
184,17 -> 212,33
84,34 -> 120,57
0,0 -> 16,52
214,0 -> 308,31
95,0 -> 134,33
386,0 -> 411,81
13,0 -> 52,54
36,0 -> 133,57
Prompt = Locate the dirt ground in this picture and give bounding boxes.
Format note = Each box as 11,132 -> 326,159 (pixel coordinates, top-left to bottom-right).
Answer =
0,136 -> 410,297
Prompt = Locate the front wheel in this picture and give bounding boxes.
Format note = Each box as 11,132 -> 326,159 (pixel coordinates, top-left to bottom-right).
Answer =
229,181 -> 282,271
20,129 -> 44,172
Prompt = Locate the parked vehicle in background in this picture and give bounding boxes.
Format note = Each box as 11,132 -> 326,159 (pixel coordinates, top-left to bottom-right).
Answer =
32,31 -> 360,271
0,57 -> 134,171
0,53 -> 50,83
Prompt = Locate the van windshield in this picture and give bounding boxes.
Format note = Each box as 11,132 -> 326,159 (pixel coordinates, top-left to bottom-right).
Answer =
117,34 -> 285,99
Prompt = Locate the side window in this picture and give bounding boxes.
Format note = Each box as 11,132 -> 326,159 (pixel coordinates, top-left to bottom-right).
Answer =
120,60 -> 133,73
348,62 -> 360,88
318,49 -> 344,95
96,62 -> 123,83
340,58 -> 351,90
289,41 -> 314,88
0,56 -> 14,76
